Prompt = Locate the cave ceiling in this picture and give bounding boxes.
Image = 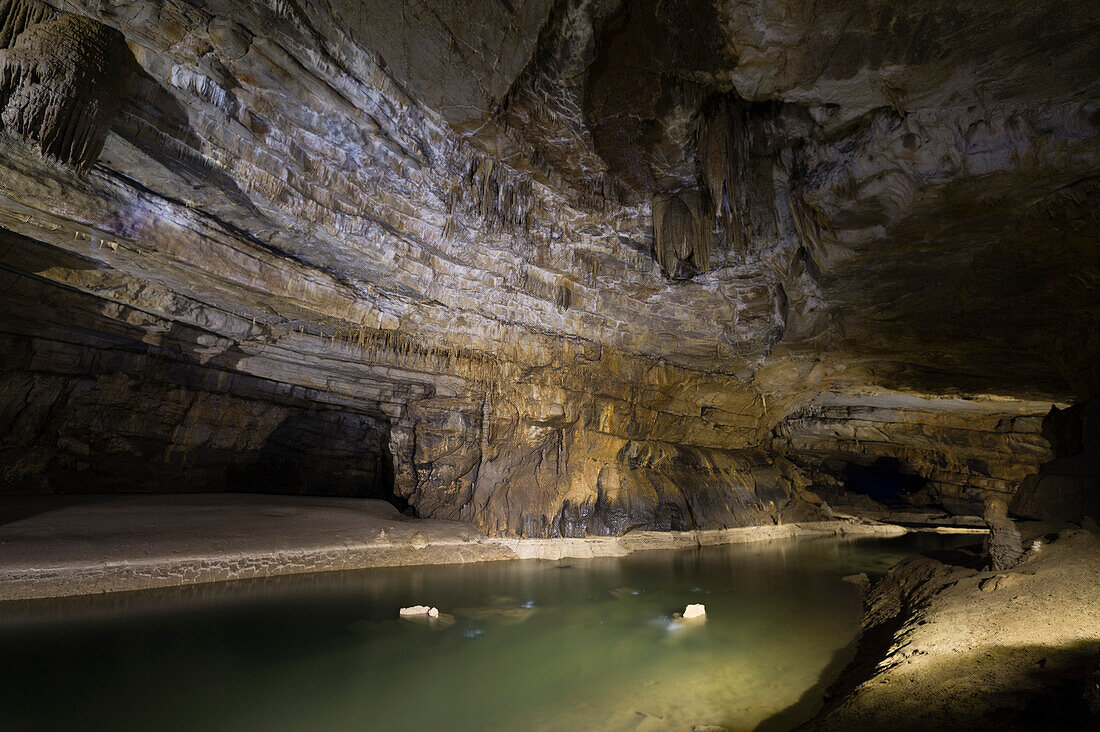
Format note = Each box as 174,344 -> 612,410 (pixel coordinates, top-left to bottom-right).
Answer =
1,0 -> 1098,409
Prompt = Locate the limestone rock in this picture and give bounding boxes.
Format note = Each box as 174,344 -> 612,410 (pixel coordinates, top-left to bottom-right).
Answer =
772,392 -> 1053,516
682,603 -> 706,620
983,497 -> 1023,571
1012,397 -> 1100,523
0,14 -> 129,170
842,573 -> 871,591
0,0 -> 1094,536
399,605 -> 439,618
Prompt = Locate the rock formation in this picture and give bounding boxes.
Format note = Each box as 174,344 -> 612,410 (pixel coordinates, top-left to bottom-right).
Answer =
983,497 -> 1023,571
0,9 -> 129,170
682,603 -> 706,620
1012,397 -> 1100,523
0,0 -> 1096,535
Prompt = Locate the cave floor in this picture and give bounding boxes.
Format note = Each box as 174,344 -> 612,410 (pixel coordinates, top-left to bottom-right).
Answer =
0,494 -> 913,602
0,494 -> 504,601
808,526 -> 1100,731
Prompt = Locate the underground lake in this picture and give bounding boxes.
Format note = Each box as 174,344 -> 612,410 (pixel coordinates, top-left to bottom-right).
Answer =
0,532 -> 979,732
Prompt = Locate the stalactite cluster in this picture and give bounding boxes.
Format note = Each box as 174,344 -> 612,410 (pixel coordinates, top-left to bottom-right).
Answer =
698,96 -> 753,258
0,13 -> 129,171
649,95 -> 774,279
0,0 -> 51,49
461,154 -> 534,233
319,324 -> 501,388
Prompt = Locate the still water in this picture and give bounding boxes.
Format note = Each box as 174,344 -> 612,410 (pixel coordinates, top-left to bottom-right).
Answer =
0,533 -> 976,732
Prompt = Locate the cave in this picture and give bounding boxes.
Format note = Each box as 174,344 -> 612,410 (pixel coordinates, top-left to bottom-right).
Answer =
0,0 -> 1098,729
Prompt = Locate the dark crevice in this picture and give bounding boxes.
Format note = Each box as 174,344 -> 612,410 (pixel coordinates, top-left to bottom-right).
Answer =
843,457 -> 927,508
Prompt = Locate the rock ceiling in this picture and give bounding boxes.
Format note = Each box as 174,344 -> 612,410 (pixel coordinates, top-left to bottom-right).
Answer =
0,0 -> 1096,533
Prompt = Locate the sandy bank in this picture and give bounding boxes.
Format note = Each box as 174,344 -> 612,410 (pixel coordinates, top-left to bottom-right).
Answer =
804,525 -> 1100,731
0,494 -> 909,601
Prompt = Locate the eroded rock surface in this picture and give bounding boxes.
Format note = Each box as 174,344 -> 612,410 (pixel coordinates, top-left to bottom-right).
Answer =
0,0 -> 1096,533
772,391 -> 1054,515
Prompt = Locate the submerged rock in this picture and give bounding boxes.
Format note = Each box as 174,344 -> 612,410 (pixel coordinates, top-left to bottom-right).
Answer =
610,586 -> 641,599
842,573 -> 871,590
453,604 -> 535,625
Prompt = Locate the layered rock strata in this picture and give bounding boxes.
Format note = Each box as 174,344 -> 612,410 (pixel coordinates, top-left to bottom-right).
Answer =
0,0 -> 1095,534
772,392 -> 1054,515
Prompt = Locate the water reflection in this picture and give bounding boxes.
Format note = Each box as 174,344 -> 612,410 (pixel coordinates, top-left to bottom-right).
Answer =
0,533 -> 978,731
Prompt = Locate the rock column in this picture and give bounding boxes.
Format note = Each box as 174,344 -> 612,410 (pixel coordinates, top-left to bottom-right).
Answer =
983,496 -> 1023,571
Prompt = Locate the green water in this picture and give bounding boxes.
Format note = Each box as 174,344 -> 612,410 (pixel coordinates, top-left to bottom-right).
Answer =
0,533 -> 977,731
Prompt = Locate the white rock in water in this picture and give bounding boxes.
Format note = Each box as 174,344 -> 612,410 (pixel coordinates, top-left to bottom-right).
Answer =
428,607 -> 439,618
683,603 -> 706,619
399,605 -> 433,616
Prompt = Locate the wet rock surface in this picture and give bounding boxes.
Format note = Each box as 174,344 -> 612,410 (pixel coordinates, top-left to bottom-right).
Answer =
0,0 -> 1095,534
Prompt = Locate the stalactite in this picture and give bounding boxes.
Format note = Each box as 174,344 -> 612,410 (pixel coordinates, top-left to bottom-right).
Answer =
655,195 -> 692,271
0,0 -> 52,49
788,189 -> 834,263
315,323 -> 503,389
652,189 -> 709,279
697,97 -> 752,258
699,96 -> 735,232
481,391 -> 491,458
554,281 -> 573,311
461,155 -> 534,233
0,14 -> 130,171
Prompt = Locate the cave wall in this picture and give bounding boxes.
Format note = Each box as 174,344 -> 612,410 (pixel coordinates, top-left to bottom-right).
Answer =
1012,398 -> 1100,523
0,0 -> 1095,533
392,387 -> 819,537
772,393 -> 1053,514
1,225 -> 800,534
0,264 -> 395,499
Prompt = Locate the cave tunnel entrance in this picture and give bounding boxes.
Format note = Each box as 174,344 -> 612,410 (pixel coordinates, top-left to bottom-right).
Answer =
842,457 -> 926,507
0,256 -> 414,518
0,393 -> 412,519
228,409 -> 412,514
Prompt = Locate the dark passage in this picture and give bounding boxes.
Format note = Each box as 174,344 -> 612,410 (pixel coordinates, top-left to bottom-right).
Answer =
843,457 -> 926,507
230,409 -> 409,511
0,242 -> 406,511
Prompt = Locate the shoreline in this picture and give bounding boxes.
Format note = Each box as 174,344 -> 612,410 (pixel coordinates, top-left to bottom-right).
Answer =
0,494 -> 916,602
802,525 -> 1100,730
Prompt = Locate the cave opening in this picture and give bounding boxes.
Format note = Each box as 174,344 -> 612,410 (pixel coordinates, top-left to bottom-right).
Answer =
228,410 -> 411,514
842,457 -> 926,508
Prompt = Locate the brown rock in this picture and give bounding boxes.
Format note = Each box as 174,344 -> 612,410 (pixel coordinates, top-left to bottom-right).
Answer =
0,0 -> 1094,539
983,497 -> 1023,571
